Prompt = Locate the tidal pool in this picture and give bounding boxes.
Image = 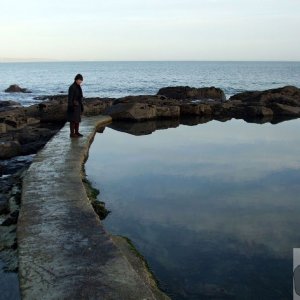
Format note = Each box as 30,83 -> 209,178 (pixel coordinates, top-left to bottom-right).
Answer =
86,118 -> 300,299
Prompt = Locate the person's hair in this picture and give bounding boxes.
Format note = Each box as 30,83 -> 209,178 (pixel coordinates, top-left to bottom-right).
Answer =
74,74 -> 83,81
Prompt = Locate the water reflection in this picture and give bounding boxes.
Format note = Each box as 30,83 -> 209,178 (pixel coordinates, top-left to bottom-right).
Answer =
0,261 -> 20,300
86,118 -> 300,299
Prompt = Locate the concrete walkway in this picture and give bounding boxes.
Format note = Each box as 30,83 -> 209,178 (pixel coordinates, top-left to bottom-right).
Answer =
17,116 -> 161,300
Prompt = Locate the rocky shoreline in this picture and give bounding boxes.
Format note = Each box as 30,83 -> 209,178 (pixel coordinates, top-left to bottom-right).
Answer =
103,85 -> 300,123
1,84 -> 300,297
2,85 -> 300,160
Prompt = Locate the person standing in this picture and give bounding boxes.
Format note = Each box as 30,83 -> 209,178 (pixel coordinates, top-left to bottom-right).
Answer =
67,74 -> 84,138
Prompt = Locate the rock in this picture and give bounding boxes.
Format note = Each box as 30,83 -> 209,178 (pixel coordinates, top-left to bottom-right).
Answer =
25,100 -> 68,123
229,86 -> 300,118
156,106 -> 180,118
0,123 -> 61,159
26,117 -> 40,125
0,141 -> 22,159
0,123 -> 6,133
0,194 -> 9,214
270,103 -> 300,116
1,210 -> 19,226
180,103 -> 212,116
230,86 -> 300,106
104,102 -> 157,121
0,101 -> 22,110
229,91 -> 261,103
4,84 -> 32,93
157,86 -> 226,101
0,226 -> 19,272
25,96 -> 113,123
4,118 -> 26,130
83,98 -> 113,116
0,156 -> 33,176
103,86 -> 300,122
0,106 -> 27,130
14,125 -> 62,156
33,94 -> 68,101
113,95 -> 179,106
245,106 -> 274,118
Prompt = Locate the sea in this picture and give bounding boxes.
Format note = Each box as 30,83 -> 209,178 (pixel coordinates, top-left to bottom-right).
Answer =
1,61 -> 300,300
0,61 -> 300,105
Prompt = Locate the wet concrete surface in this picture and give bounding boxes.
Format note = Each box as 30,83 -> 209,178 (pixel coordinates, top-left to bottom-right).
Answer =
17,116 -> 161,300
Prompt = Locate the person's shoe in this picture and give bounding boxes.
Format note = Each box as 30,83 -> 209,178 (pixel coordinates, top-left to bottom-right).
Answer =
70,133 -> 79,138
75,132 -> 83,137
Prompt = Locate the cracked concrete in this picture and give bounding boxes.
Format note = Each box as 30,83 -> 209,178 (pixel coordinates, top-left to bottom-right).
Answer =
17,116 -> 165,300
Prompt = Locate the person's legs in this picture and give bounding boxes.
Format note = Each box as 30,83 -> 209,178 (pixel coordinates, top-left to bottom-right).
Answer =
74,122 -> 83,137
69,122 -> 78,138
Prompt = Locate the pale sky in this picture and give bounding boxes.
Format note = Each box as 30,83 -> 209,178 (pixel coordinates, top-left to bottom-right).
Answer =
1,0 -> 299,61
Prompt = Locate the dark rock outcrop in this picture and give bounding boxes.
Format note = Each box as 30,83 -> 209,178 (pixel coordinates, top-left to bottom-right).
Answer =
0,96 -> 114,159
4,84 -> 32,93
104,102 -> 157,121
0,106 -> 29,133
0,154 -> 32,276
180,103 -> 213,116
26,96 -> 114,123
0,141 -> 22,159
0,101 -> 63,159
228,86 -> 300,119
230,86 -> 300,106
0,124 -> 62,159
0,101 -> 22,111
102,85 -> 300,123
157,86 -> 226,101
104,95 -> 181,121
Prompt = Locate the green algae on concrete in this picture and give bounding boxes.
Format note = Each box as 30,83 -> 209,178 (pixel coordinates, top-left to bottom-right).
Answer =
17,115 -> 168,300
82,175 -> 110,220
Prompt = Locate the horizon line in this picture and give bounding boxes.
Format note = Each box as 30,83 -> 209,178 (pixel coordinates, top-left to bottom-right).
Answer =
1,59 -> 300,63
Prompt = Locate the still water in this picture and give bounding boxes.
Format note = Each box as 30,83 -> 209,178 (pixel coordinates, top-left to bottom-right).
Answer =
86,118 -> 300,299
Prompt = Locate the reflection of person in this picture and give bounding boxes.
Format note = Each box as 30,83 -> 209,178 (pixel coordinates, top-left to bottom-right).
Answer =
67,74 -> 84,138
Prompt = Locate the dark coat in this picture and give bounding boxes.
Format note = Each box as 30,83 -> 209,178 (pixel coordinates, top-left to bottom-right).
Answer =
67,82 -> 84,123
